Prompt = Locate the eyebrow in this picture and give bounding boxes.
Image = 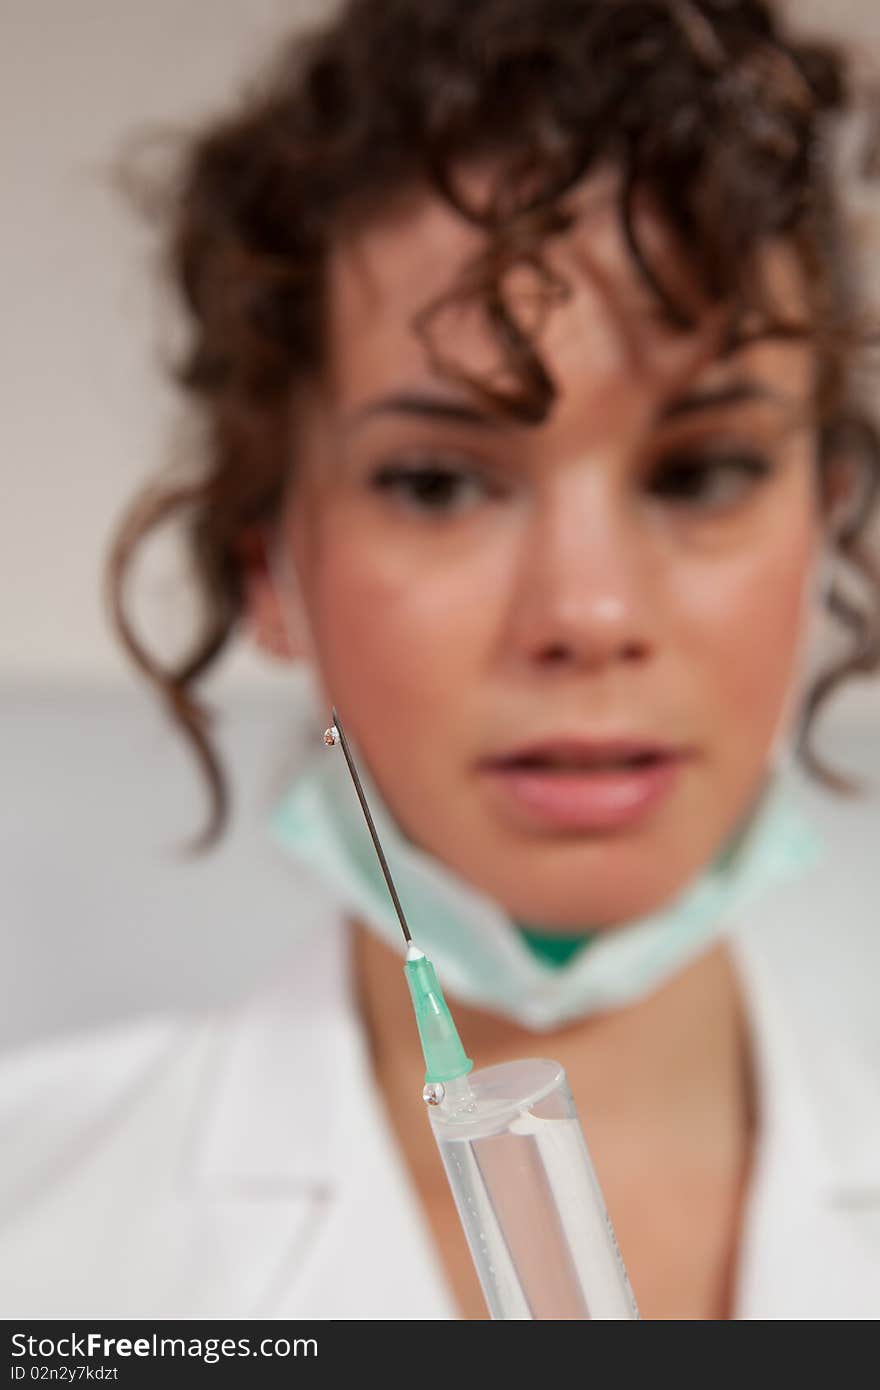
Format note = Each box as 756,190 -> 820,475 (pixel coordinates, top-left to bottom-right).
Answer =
657,379 -> 783,422
342,378 -> 786,436
342,390 -> 507,435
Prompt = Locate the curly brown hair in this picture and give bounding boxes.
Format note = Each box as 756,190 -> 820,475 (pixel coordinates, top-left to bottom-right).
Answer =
107,0 -> 880,851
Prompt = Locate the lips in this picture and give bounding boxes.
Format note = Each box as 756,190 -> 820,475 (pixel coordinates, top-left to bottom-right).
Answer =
477,735 -> 691,831
481,735 -> 682,771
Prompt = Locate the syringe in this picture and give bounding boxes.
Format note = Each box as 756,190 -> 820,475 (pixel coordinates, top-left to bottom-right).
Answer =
324,707 -> 640,1320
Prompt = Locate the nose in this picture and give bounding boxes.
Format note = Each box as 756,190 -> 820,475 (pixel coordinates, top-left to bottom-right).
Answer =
504,472 -> 657,673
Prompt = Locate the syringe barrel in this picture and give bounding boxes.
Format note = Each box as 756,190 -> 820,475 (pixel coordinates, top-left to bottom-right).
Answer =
427,1058 -> 640,1320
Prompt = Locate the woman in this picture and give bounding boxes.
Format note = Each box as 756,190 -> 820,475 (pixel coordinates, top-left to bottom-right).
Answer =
2,0 -> 879,1320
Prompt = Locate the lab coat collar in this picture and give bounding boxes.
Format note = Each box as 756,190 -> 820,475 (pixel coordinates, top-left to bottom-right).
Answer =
730,887 -> 880,1205
188,907 -> 880,1206
187,913 -> 355,1192
186,913 -> 457,1319
790,1027 -> 880,1201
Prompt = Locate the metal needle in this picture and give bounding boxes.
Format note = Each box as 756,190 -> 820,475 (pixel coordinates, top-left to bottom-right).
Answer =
323,706 -> 413,945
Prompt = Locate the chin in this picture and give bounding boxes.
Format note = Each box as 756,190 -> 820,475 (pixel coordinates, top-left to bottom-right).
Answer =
490,872 -> 694,931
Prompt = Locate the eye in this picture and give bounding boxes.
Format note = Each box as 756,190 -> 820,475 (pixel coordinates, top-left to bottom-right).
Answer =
368,459 -> 491,516
649,450 -> 773,511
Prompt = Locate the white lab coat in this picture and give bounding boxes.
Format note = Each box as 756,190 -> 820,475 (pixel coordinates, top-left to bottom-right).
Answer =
1,798 -> 879,1320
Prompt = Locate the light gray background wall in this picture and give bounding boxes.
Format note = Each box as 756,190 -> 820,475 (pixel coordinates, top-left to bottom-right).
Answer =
2,0 -> 330,692
1,0 -> 878,1054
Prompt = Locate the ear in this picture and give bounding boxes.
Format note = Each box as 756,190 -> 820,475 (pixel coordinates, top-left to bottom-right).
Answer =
235,526 -> 310,663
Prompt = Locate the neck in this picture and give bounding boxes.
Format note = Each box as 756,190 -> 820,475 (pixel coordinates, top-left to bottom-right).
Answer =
351,916 -> 756,1158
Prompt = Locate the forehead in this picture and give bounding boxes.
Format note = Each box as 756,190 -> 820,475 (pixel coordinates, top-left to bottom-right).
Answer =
321,169 -> 810,409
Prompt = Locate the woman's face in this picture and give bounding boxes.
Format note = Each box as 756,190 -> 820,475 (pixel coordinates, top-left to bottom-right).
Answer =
268,172 -> 822,928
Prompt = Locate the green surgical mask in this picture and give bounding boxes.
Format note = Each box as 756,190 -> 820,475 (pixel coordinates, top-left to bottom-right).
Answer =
269,724 -> 823,1031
